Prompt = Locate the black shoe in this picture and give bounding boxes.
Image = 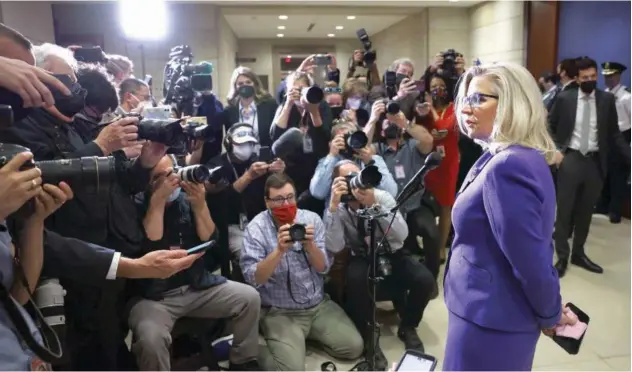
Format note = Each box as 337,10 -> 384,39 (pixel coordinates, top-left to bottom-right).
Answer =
571,255 -> 604,274
229,360 -> 261,371
397,326 -> 425,352
363,341 -> 388,371
555,259 -> 568,278
610,214 -> 622,224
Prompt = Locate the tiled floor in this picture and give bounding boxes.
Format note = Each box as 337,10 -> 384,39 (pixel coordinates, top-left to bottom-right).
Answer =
305,215 -> 631,371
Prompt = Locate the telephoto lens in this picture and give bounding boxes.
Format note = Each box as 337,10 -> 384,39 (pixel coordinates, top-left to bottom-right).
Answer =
137,118 -> 186,147
301,86 -> 324,104
175,164 -> 211,184
34,157 -> 116,194
341,131 -> 369,159
288,224 -> 307,242
349,164 -> 382,190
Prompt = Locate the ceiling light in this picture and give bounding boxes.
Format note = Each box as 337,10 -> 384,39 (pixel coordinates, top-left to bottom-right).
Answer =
279,15 -> 288,20
277,25 -> 286,30
327,34 -> 335,38
449,0 -> 459,2
346,16 -> 356,20
277,33 -> 284,38
335,26 -> 344,30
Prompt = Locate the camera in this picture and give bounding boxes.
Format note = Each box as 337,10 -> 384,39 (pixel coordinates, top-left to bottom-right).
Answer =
341,164 -> 382,203
0,143 -> 115,194
175,164 -> 222,184
34,278 -> 66,331
73,46 -> 108,65
163,45 -> 213,116
301,86 -> 324,104
356,28 -> 377,66
341,131 -> 368,159
288,224 -> 307,242
441,49 -> 463,78
122,114 -> 209,151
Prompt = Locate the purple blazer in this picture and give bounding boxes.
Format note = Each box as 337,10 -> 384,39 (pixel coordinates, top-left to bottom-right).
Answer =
444,145 -> 562,332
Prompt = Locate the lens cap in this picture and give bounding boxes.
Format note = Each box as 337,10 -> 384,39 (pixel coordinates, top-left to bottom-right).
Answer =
348,131 -> 368,149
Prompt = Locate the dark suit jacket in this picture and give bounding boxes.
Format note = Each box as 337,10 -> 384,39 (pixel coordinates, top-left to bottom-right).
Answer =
548,88 -> 631,176
223,97 -> 278,148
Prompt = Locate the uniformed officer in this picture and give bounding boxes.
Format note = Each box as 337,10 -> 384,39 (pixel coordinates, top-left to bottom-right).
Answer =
600,61 -> 631,223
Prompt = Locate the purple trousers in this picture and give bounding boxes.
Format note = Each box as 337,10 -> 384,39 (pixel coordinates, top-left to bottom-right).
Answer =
443,311 -> 540,371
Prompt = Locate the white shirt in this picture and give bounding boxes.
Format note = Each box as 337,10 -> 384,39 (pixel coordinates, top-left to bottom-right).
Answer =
606,84 -> 631,132
239,101 -> 258,139
542,85 -> 558,102
569,90 -> 599,152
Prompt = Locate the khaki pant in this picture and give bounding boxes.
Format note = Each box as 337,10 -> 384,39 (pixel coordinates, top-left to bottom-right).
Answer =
258,297 -> 364,371
129,281 -> 261,371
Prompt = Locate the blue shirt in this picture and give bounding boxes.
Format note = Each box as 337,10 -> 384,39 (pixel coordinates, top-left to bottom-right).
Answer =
309,154 -> 398,202
0,221 -> 45,370
240,209 -> 330,310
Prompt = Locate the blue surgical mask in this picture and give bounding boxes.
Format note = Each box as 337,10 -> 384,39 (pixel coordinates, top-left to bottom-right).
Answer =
167,187 -> 181,203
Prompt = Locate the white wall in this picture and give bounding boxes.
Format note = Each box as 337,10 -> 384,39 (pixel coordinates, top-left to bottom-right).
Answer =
52,2 -> 221,100
427,7 -> 470,66
217,14 -> 238,103
469,1 -> 525,65
0,1 -> 55,44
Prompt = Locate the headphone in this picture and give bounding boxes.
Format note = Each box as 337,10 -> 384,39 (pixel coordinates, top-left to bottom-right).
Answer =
224,123 -> 255,153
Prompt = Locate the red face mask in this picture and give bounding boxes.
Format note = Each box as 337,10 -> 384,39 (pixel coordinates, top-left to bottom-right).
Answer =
271,204 -> 297,225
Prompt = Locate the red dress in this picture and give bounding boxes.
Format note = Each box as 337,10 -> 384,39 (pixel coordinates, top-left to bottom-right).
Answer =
424,103 -> 459,207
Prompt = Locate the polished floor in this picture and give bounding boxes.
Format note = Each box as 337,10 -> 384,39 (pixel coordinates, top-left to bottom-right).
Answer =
305,215 -> 631,371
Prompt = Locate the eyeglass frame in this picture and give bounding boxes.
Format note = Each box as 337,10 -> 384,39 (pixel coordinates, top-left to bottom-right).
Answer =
266,193 -> 296,206
459,92 -> 499,109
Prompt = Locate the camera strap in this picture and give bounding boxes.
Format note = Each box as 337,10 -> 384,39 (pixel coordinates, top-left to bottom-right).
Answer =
0,258 -> 63,364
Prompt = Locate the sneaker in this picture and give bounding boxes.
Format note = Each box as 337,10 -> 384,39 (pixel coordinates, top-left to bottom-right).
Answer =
398,326 -> 425,352
229,359 -> 261,371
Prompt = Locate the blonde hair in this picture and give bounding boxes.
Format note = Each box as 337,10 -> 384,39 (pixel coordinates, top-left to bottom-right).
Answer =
286,71 -> 313,91
388,58 -> 415,74
226,66 -> 271,105
342,78 -> 369,103
454,62 -> 557,164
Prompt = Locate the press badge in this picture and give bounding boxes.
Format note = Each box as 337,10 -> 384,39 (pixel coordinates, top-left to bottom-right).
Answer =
436,145 -> 446,157
238,213 -> 248,231
303,135 -> 314,154
394,165 -> 406,179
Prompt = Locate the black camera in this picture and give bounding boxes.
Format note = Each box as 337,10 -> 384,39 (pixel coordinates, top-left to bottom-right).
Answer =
73,46 -> 108,65
175,164 -> 222,184
356,28 -> 377,66
441,49 -> 463,77
163,45 -> 213,116
341,164 -> 382,203
341,131 -> 368,159
288,224 -> 307,242
301,86 -> 324,104
122,114 -> 209,151
0,143 -> 115,194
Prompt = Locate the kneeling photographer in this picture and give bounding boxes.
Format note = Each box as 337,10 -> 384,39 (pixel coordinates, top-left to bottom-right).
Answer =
325,160 -> 435,370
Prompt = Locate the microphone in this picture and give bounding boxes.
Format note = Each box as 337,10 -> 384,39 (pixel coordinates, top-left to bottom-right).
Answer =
393,151 -> 442,211
271,127 -> 304,159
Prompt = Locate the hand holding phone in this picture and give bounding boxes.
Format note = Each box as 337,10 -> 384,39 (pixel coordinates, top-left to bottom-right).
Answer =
552,302 -> 589,355
185,240 -> 216,255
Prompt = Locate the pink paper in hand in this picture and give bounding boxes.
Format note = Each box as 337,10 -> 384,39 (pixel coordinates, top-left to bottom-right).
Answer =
555,309 -> 588,340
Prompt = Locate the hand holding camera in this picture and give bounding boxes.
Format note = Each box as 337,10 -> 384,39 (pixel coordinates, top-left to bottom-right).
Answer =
268,159 -> 286,174
330,176 -> 349,208
286,88 -> 301,107
247,161 -> 270,180
139,141 -> 169,169
95,116 -> 142,155
369,101 -> 386,124
181,181 -> 206,210
329,133 -> 346,157
356,146 -> 373,165
0,151 -> 42,221
431,53 -> 444,72
386,111 -> 408,130
397,77 -> 417,99
30,182 -> 74,223
152,170 -> 180,204
276,224 -> 294,253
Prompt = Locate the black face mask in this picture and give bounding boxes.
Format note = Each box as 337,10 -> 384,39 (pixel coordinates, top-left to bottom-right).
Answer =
384,124 -> 400,140
51,75 -> 87,118
330,106 -> 344,120
580,80 -> 597,95
238,85 -> 255,99
538,84 -> 545,93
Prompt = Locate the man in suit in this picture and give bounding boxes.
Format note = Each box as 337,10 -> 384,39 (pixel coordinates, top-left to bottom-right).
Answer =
557,58 -> 579,92
540,72 -> 560,111
549,57 -> 631,277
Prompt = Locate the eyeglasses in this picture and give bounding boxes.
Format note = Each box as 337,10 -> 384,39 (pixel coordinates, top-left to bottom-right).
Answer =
324,87 -> 342,94
267,194 -> 296,205
459,92 -> 498,109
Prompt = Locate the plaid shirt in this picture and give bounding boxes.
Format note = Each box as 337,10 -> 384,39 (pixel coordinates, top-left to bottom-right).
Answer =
240,209 -> 331,309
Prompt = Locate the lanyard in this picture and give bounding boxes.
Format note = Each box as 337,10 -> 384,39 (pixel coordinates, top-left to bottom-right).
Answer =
239,105 -> 257,129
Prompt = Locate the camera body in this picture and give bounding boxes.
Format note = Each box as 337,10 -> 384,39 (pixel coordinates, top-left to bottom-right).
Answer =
288,224 -> 307,242
340,164 -> 382,203
163,45 -> 213,115
441,48 -> 463,78
122,113 -> 210,151
356,28 -> 377,66
341,131 -> 368,159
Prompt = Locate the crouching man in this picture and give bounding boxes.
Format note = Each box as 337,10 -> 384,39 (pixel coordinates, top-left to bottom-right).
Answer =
240,173 -> 364,371
129,155 -> 261,371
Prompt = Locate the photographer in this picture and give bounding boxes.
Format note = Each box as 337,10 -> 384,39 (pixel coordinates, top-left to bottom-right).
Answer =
130,155 -> 261,371
270,70 -> 332,195
73,64 -> 120,142
326,161 -> 435,368
347,49 -> 381,88
206,124 -> 285,279
240,173 -> 363,371
309,119 -> 397,204
117,77 -> 152,116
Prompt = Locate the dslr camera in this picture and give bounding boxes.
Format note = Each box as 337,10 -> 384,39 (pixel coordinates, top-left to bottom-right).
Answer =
355,28 -> 377,66
288,224 -> 307,242
174,164 -> 222,184
163,45 -> 213,116
441,49 -> 463,78
341,164 -> 382,203
341,131 -> 368,159
119,113 -> 210,153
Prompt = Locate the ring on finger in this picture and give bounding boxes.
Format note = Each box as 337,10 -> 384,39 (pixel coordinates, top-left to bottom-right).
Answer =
30,179 -> 38,190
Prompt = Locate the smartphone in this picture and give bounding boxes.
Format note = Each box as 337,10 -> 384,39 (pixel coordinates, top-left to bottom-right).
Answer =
143,106 -> 172,120
73,46 -> 105,64
552,302 -> 590,355
186,240 -> 216,255
259,146 -> 274,163
415,80 -> 425,92
314,54 -> 332,66
395,350 -> 437,371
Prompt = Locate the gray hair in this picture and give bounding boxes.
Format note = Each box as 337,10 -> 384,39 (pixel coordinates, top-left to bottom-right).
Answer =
388,58 -> 415,73
106,54 -> 133,77
33,43 -> 77,71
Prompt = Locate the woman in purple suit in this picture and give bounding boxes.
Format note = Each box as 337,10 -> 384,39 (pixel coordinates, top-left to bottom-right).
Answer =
443,62 -> 576,371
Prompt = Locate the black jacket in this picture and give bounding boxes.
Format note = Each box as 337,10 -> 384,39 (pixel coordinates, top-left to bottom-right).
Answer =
222,97 -> 278,148
0,109 -> 150,256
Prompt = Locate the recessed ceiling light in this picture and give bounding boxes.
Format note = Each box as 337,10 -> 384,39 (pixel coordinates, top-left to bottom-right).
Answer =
335,26 -> 344,30
346,16 -> 356,20
279,15 -> 288,20
327,33 -> 335,38
277,33 -> 284,38
449,0 -> 459,2
286,55 -> 292,59
277,25 -> 286,30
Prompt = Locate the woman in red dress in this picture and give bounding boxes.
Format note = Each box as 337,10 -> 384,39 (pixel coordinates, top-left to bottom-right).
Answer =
420,74 -> 460,260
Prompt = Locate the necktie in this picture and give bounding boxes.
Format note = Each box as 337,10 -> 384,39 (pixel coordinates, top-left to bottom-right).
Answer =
578,95 -> 591,155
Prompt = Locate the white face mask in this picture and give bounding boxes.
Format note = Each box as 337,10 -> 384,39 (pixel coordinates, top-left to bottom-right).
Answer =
347,97 -> 362,110
233,144 -> 254,161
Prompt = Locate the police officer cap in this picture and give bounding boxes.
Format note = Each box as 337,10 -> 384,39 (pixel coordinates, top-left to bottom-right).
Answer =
601,61 -> 627,76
